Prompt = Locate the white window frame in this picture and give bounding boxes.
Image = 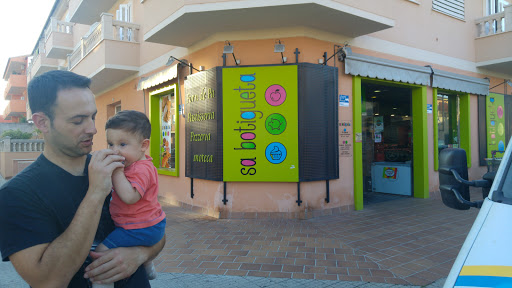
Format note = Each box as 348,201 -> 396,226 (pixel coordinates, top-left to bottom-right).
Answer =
116,3 -> 133,41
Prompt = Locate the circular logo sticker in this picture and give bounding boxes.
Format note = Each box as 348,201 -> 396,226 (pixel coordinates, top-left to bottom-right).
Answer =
498,106 -> 504,119
498,122 -> 505,136
265,85 -> 286,106
499,140 -> 505,152
265,113 -> 287,135
265,142 -> 287,164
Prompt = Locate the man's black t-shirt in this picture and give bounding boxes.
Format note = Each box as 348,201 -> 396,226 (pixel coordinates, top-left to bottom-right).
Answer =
0,154 -> 149,287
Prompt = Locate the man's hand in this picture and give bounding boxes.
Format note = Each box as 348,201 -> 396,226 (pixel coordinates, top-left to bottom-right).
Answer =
88,149 -> 125,198
84,247 -> 144,284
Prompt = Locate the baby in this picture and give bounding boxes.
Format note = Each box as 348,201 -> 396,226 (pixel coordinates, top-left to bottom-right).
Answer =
93,110 -> 166,287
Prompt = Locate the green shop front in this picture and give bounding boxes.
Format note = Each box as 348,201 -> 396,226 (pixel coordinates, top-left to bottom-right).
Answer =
344,51 -> 489,210
141,53 -> 492,218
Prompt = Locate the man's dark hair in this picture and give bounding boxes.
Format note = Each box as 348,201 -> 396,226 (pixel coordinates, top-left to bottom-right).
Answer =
105,110 -> 151,140
27,70 -> 91,121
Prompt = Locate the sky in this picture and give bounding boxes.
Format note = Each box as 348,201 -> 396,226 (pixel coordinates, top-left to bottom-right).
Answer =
0,0 -> 55,114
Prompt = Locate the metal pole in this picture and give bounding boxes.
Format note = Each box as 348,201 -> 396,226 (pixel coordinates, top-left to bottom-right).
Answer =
190,178 -> 194,199
296,182 -> 302,206
325,180 -> 330,203
223,182 -> 228,205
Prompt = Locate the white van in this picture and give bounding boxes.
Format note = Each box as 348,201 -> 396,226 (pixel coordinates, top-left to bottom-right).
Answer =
439,144 -> 511,287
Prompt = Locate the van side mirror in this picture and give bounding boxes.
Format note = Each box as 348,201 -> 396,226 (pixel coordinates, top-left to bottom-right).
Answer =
439,148 -> 471,210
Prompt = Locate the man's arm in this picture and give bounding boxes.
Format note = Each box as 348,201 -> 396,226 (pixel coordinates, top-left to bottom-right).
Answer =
9,150 -> 124,287
84,235 -> 166,284
112,168 -> 141,204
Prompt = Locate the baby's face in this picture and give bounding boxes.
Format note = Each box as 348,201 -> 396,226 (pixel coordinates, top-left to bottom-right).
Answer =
106,129 -> 146,167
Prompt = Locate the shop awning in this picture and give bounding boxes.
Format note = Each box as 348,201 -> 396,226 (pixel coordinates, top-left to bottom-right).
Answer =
344,53 -> 431,86
137,64 -> 178,91
432,69 -> 489,96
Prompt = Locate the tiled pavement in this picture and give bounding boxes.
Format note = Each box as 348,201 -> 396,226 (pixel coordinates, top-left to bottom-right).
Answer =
153,188 -> 482,286
0,184 -> 480,287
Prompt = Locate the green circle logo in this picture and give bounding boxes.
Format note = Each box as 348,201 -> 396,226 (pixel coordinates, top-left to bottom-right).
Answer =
265,113 -> 287,135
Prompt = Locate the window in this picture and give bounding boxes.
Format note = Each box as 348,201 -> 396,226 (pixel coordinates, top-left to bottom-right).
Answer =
116,3 -> 133,41
432,0 -> 465,20
486,0 -> 510,33
487,0 -> 510,15
107,101 -> 121,120
149,84 -> 179,176
437,92 -> 460,152
434,90 -> 471,170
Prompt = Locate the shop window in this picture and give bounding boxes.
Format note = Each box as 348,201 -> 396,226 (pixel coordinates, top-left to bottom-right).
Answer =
149,84 -> 179,176
434,90 -> 471,170
437,92 -> 460,152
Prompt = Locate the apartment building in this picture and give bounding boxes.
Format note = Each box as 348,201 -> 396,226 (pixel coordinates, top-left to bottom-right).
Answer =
3,55 -> 29,123
21,0 -> 512,218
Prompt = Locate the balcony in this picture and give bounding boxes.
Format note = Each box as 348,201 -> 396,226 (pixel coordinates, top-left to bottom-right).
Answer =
143,0 -> 394,47
27,49 -> 60,80
68,13 -> 140,94
44,18 -> 74,59
475,5 -> 512,74
4,74 -> 27,100
3,99 -> 27,120
68,0 -> 118,25
3,57 -> 26,80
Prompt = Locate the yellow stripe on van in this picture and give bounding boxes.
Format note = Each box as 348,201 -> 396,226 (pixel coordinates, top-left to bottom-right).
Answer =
460,266 -> 512,277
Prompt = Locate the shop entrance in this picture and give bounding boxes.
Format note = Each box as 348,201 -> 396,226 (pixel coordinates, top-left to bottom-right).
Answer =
361,82 -> 413,204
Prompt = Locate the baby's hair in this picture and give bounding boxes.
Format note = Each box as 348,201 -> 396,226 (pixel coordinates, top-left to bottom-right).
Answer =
105,110 -> 151,139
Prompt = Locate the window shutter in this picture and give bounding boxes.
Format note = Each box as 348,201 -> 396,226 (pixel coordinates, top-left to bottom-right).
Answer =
433,0 -> 465,20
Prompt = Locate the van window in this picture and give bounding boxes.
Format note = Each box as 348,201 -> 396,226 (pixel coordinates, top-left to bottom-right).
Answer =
492,155 -> 512,203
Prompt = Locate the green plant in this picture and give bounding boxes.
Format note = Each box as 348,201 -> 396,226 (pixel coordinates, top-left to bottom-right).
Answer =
2,129 -> 33,139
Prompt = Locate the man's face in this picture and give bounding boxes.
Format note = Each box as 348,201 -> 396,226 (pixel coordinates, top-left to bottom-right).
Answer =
46,88 -> 98,157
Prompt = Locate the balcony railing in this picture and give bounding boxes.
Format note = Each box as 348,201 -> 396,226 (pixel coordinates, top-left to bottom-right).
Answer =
45,18 -> 74,40
476,5 -> 512,37
68,13 -> 140,70
0,138 -> 44,152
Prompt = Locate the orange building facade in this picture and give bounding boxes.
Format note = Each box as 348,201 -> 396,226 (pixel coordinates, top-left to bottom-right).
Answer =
16,0 -> 512,218
2,55 -> 29,123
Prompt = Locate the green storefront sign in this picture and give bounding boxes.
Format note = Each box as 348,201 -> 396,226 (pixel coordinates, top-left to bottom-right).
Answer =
222,65 -> 299,182
486,92 -> 506,157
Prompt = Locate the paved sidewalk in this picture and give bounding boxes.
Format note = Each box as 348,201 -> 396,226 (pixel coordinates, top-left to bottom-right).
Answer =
0,168 -> 480,287
0,260 -> 446,288
152,190 -> 480,287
